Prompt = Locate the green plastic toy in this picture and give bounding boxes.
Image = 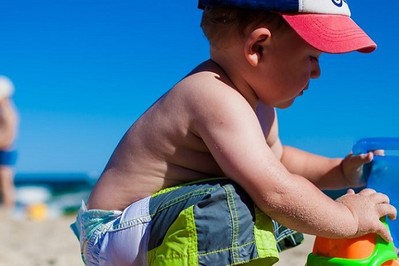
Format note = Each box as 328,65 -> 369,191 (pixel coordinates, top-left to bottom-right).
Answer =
306,219 -> 398,265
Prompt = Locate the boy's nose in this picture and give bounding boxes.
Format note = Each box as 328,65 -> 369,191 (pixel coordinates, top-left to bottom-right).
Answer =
310,59 -> 321,79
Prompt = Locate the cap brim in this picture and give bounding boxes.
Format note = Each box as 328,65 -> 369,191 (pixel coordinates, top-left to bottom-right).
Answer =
282,14 -> 377,54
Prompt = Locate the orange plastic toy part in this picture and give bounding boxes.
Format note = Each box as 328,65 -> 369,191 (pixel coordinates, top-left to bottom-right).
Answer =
313,233 -> 376,259
383,260 -> 399,266
312,234 -> 399,265
382,260 -> 399,266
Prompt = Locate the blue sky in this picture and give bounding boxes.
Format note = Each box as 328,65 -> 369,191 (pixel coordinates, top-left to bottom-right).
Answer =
1,1 -> 398,175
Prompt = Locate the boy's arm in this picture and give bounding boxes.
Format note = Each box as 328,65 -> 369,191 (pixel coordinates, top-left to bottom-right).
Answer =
280,145 -> 376,190
280,146 -> 345,189
190,80 -> 395,241
260,105 -> 372,190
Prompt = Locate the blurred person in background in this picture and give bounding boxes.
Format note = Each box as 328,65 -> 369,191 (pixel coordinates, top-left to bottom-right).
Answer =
0,76 -> 18,209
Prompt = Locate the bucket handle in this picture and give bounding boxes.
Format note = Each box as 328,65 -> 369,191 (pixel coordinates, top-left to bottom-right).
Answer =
353,137 -> 399,155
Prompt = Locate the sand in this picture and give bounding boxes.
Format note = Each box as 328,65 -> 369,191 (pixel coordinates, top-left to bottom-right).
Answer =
0,209 -> 82,266
0,208 -> 315,266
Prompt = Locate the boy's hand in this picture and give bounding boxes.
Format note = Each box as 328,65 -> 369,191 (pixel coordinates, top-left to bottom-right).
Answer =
336,188 -> 397,242
340,151 -> 383,187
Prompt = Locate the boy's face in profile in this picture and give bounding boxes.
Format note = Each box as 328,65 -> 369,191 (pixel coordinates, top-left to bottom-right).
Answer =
253,25 -> 322,109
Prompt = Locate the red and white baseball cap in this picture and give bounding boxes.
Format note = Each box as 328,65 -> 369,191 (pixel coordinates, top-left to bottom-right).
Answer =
198,0 -> 376,54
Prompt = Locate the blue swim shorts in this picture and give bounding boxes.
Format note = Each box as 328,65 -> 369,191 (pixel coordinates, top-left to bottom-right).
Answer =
0,150 -> 17,166
71,178 -> 303,265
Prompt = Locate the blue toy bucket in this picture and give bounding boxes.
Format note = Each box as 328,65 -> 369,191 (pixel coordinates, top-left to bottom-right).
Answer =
353,137 -> 399,248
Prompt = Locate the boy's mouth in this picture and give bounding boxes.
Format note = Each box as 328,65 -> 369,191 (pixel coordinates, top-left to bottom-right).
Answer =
299,84 -> 310,96
299,88 -> 307,96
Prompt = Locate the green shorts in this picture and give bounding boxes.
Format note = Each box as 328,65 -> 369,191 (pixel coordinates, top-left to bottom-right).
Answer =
147,178 -> 303,265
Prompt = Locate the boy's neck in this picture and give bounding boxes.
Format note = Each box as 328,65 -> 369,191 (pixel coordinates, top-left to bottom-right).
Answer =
209,54 -> 259,109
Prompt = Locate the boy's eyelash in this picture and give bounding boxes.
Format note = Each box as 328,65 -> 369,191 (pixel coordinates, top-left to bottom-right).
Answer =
310,56 -> 319,62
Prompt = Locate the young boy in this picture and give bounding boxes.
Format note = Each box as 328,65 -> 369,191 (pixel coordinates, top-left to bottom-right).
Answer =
72,0 -> 397,265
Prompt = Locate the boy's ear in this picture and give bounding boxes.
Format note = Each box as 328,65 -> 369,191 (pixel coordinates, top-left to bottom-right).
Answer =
244,28 -> 271,67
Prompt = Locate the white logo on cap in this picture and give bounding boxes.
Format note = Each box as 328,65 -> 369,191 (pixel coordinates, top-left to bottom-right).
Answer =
331,0 -> 347,7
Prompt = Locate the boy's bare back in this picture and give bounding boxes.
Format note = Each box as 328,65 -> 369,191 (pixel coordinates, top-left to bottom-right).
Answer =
88,60 -> 278,211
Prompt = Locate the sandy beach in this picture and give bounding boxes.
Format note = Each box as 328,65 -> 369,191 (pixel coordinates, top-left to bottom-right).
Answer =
0,208 -> 315,266
0,209 -> 82,266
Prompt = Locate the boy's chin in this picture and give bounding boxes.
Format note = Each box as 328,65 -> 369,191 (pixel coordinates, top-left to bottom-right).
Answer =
275,99 -> 295,109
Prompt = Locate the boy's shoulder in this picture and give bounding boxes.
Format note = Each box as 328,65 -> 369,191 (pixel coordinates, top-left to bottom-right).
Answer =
154,60 -> 258,131
173,61 -> 250,111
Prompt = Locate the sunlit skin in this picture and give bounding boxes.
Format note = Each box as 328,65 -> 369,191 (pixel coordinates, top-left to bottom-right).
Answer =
88,20 -> 397,242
